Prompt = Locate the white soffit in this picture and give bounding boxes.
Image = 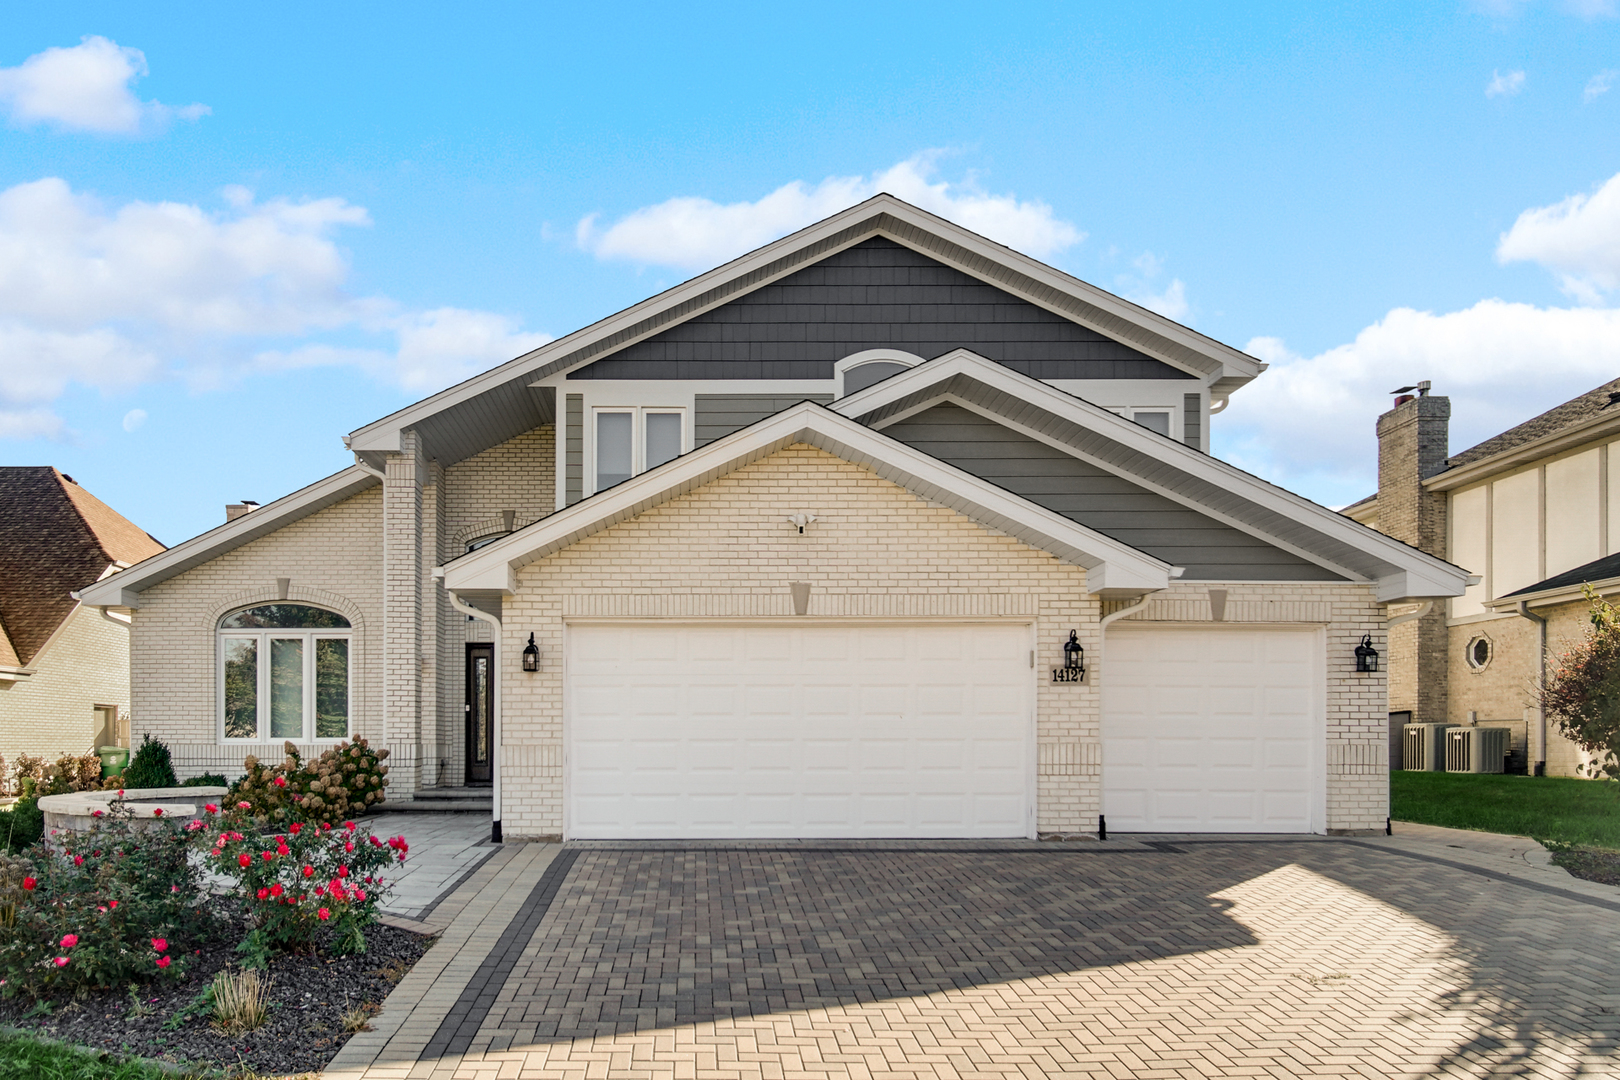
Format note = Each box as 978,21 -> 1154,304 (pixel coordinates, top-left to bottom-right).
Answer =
346,194 -> 1263,466
77,466 -> 380,609
440,401 -> 1173,598
835,350 -> 1470,602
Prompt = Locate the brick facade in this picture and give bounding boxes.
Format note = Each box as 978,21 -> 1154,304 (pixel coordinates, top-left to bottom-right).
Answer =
0,605 -> 134,761
496,444 -> 1389,839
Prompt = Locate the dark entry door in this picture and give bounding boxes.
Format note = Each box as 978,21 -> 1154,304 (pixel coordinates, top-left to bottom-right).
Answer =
465,643 -> 493,785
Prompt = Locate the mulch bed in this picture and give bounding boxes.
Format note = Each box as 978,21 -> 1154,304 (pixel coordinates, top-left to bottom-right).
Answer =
1551,847 -> 1620,886
0,917 -> 431,1077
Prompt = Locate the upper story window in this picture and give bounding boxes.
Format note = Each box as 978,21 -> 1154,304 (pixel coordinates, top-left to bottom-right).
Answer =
835,350 -> 923,398
594,407 -> 684,492
1130,410 -> 1171,437
220,604 -> 351,743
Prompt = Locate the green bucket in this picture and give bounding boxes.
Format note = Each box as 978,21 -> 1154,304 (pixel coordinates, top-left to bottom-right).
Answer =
98,745 -> 129,778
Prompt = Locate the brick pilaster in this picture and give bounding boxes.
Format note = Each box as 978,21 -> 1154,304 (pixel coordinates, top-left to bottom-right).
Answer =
384,431 -> 424,793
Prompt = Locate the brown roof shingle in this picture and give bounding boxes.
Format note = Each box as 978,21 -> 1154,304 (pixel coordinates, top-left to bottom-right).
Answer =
0,468 -> 163,666
1447,376 -> 1620,469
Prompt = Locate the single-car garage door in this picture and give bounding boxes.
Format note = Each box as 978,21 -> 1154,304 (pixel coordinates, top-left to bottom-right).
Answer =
566,622 -> 1032,839
1102,625 -> 1322,833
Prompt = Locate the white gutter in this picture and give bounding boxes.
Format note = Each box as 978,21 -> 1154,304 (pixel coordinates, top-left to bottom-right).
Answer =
1384,601 -> 1432,629
436,570 -> 502,843
1513,600 -> 1549,777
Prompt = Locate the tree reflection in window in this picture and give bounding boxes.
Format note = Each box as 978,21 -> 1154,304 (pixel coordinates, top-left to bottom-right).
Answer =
219,604 -> 351,741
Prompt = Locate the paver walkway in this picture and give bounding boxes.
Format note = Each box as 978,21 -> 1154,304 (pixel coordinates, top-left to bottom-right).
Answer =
328,831 -> 1620,1079
368,812 -> 499,922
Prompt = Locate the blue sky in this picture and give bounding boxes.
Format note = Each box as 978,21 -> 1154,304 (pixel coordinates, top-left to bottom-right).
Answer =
4,1 -> 1620,544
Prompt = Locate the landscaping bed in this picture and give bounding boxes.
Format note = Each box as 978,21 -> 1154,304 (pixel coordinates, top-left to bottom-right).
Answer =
0,919 -> 429,1076
1547,846 -> 1620,886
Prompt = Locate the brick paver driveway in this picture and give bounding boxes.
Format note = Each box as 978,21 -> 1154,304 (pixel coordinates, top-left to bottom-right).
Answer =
386,840 -> 1620,1079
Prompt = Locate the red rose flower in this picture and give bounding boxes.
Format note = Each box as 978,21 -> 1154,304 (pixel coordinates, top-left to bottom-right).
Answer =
73,855 -> 83,866
238,854 -> 251,868
151,938 -> 167,952
317,908 -> 331,921
256,888 -> 269,900
53,957 -> 68,968
302,865 -> 314,878
289,822 -> 302,834
156,955 -> 171,969
269,884 -> 284,897
59,934 -> 77,949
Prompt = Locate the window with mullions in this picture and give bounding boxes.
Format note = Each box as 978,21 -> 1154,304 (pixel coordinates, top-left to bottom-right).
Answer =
594,408 -> 684,492
219,604 -> 352,742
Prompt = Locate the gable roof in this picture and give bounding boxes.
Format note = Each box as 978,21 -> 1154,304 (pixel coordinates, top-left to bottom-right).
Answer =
78,466 -> 378,610
1447,376 -> 1620,471
0,468 -> 164,665
440,400 -> 1178,599
347,194 -> 1264,469
832,351 -> 1470,602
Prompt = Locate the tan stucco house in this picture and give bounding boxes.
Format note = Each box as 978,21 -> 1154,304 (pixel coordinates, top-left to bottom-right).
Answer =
79,196 -> 1468,840
0,467 -> 164,761
1346,378 -> 1620,776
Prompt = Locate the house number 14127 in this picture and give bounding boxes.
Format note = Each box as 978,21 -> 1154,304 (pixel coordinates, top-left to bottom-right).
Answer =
1050,667 -> 1083,683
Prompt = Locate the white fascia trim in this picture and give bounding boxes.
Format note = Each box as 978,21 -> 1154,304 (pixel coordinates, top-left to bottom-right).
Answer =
78,466 -> 381,608
349,195 -> 1258,452
835,350 -> 1470,599
1484,574 -> 1620,611
441,400 -> 1173,597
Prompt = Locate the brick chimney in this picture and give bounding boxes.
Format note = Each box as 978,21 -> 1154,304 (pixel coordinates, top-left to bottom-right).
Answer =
1375,392 -> 1450,725
226,501 -> 260,522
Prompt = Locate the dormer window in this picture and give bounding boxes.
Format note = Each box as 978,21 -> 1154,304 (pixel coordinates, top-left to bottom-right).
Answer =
835,350 -> 924,398
593,407 -> 685,493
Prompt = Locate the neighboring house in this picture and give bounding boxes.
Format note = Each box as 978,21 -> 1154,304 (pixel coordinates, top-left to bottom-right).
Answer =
1345,378 -> 1620,776
0,468 -> 165,761
79,195 -> 1467,841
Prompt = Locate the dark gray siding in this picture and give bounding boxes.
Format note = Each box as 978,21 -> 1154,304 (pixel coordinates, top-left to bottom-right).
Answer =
565,394 -> 582,506
568,237 -> 1193,382
882,404 -> 1344,581
1183,393 -> 1202,452
694,394 -> 834,448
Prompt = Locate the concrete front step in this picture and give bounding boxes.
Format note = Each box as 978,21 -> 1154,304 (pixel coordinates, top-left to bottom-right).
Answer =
385,799 -> 492,813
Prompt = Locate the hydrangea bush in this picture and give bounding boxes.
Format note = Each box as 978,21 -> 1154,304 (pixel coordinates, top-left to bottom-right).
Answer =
231,739 -> 390,825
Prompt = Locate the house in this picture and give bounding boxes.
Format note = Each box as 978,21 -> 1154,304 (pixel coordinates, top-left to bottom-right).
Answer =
1345,378 -> 1620,776
0,468 -> 165,761
78,195 -> 1468,840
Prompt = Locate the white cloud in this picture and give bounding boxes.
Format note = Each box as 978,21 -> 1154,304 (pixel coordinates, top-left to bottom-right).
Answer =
121,408 -> 146,433
1486,69 -> 1526,97
1114,251 -> 1190,322
577,152 -> 1085,270
1496,169 -> 1620,301
0,178 -> 550,438
1217,300 -> 1620,503
1584,69 -> 1618,102
0,37 -> 208,135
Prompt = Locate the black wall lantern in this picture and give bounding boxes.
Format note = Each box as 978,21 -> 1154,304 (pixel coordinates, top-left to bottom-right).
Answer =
521,633 -> 540,673
1355,633 -> 1379,673
1063,630 -> 1085,675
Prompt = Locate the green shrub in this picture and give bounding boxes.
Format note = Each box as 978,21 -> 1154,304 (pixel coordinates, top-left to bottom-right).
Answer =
181,773 -> 231,788
0,797 -> 42,853
231,739 -> 390,826
121,734 -> 176,790
0,803 -> 206,997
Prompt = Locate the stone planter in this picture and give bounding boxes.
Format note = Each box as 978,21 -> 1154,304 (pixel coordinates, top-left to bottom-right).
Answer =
38,787 -> 230,835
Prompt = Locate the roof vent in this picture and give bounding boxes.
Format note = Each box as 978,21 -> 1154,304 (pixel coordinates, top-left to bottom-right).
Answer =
61,474 -> 75,485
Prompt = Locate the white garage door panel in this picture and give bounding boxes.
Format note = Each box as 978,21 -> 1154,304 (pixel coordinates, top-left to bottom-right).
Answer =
1102,627 -> 1321,833
567,622 -> 1031,839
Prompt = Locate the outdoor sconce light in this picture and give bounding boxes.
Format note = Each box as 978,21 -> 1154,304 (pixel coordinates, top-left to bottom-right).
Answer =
1051,630 -> 1086,683
1355,633 -> 1379,673
521,633 -> 540,673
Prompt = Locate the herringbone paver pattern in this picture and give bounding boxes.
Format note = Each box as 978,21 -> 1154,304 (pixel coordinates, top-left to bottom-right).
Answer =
381,842 -> 1620,1079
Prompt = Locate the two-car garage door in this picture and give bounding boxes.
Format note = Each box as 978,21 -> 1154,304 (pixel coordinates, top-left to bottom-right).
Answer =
567,622 -> 1032,839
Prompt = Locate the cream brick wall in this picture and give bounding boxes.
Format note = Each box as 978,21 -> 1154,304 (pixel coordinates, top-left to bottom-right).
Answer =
496,444 -> 1390,839
129,487 -> 384,780
1449,608 -> 1592,776
0,604 -> 133,760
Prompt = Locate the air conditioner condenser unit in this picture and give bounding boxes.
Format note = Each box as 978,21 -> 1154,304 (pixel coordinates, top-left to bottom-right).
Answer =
1446,726 -> 1509,774
1402,723 -> 1455,771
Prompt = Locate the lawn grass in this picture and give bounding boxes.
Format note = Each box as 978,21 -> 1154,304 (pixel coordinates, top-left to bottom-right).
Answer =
0,1031 -> 211,1079
1391,770 -> 1620,849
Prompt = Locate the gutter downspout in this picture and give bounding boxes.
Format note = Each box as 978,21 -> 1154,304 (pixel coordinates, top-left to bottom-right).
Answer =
351,453 -> 394,763
1514,600 -> 1549,776
438,571 -> 502,843
1092,591 -> 1159,841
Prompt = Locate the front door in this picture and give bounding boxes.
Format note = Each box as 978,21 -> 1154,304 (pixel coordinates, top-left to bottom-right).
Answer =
465,644 -> 493,785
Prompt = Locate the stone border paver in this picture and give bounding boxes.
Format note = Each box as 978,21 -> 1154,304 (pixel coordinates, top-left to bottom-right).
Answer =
324,840 -> 560,1079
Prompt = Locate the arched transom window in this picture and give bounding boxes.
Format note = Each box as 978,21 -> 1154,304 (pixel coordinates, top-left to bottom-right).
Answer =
219,604 -> 352,742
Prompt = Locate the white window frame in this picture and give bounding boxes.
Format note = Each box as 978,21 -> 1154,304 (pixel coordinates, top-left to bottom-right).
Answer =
218,624 -> 353,744
590,406 -> 687,495
1124,406 -> 1176,439
834,349 -> 924,398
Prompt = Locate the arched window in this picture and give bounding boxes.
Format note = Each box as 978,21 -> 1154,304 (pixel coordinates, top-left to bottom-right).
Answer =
834,350 -> 924,398
219,604 -> 352,742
